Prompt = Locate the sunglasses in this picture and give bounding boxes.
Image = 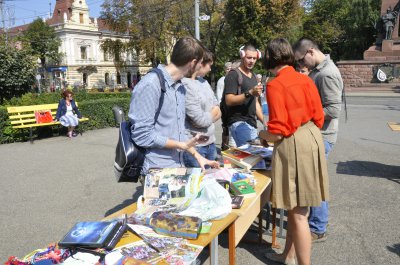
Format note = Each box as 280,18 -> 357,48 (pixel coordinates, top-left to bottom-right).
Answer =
296,50 -> 310,65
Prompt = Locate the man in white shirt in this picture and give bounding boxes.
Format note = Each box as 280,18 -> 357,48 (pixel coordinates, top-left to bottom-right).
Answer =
216,62 -> 232,103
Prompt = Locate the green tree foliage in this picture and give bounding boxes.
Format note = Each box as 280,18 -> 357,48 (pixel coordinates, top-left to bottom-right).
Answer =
224,0 -> 303,48
101,0 -> 194,67
0,45 -> 36,104
21,18 -> 63,66
302,0 -> 380,60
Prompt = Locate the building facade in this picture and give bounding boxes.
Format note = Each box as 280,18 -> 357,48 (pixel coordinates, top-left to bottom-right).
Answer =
10,0 -> 147,91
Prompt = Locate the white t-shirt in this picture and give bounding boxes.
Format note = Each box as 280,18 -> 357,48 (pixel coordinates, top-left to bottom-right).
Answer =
216,76 -> 225,103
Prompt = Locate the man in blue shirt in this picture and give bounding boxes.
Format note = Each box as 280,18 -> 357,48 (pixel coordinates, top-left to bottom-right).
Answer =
128,37 -> 219,175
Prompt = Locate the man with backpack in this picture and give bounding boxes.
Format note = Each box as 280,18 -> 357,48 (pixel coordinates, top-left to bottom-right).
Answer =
128,37 -> 219,176
222,44 -> 264,147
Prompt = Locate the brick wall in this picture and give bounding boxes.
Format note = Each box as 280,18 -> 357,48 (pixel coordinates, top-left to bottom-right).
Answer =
337,60 -> 400,87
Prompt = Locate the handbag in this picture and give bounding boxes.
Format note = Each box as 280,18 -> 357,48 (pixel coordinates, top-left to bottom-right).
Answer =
113,68 -> 166,182
35,110 -> 53,123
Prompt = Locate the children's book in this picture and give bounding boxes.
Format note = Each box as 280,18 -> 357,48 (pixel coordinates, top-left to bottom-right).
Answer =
230,181 -> 256,198
58,220 -> 126,250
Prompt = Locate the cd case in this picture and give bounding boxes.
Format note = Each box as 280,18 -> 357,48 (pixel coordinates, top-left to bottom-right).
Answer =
58,220 -> 126,250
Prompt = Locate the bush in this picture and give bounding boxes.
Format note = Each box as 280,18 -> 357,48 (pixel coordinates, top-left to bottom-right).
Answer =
0,98 -> 131,144
2,90 -> 131,106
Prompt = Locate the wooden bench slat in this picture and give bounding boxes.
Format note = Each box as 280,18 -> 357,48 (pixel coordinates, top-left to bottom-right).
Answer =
7,104 -> 59,113
14,122 -> 62,128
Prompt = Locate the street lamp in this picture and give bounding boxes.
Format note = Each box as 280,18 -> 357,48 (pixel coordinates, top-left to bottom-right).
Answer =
194,0 -> 210,40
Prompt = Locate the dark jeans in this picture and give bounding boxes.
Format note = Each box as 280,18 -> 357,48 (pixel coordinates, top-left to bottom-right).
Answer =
183,143 -> 217,168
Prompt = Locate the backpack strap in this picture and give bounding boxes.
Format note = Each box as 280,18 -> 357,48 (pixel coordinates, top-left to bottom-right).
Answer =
232,68 -> 243,94
147,68 -> 166,124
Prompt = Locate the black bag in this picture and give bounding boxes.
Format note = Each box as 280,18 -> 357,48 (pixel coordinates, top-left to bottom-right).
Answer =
114,68 -> 166,182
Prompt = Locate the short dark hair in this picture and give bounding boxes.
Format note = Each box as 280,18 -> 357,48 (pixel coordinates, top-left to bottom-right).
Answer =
202,49 -> 214,65
62,90 -> 73,99
242,44 -> 257,53
263,38 -> 294,70
292,37 -> 320,55
170,37 -> 204,67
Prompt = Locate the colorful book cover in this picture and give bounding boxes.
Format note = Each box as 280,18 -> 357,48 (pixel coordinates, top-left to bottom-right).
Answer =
222,148 -> 252,161
231,195 -> 244,209
230,181 -> 256,197
59,221 -> 122,248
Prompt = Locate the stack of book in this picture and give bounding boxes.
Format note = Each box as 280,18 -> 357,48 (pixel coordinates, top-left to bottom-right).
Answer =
221,148 -> 263,170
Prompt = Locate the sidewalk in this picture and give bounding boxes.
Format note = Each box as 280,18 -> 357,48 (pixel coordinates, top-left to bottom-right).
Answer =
346,84 -> 400,97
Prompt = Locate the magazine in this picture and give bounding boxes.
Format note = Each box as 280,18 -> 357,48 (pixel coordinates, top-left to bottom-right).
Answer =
143,168 -> 203,200
105,225 -> 203,265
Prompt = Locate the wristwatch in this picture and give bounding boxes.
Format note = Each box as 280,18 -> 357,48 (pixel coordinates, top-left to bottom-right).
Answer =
244,91 -> 251,98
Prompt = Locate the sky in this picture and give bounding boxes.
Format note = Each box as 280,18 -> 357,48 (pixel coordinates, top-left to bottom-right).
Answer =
2,0 -> 103,27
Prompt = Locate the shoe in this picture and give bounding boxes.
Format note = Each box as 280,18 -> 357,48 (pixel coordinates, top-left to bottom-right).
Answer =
264,252 -> 296,265
311,231 -> 327,243
72,132 -> 78,137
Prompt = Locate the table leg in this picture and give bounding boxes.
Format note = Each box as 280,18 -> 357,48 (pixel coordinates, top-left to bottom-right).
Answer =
210,236 -> 218,265
228,221 -> 236,265
258,211 -> 263,244
279,209 -> 284,238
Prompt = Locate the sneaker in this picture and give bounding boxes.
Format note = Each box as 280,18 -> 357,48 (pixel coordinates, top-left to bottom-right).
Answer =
311,231 -> 327,243
72,132 -> 78,137
264,253 -> 296,265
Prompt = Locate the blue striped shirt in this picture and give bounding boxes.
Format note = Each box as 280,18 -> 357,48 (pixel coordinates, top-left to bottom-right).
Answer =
128,64 -> 187,174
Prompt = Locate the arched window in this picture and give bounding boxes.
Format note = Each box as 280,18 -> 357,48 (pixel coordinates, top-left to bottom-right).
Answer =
105,73 -> 110,85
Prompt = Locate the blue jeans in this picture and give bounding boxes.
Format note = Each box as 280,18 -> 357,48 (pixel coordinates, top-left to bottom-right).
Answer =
308,140 -> 333,234
229,121 -> 258,147
183,143 -> 217,168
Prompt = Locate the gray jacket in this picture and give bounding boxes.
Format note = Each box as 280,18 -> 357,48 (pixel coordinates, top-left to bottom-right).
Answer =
309,55 -> 343,144
182,77 -> 219,146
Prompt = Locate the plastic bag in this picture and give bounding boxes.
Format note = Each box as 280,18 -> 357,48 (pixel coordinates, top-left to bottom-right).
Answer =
179,178 -> 232,221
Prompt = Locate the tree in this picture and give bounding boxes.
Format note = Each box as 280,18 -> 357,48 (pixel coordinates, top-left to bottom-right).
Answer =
0,44 -> 36,104
101,0 -> 193,67
302,0 -> 380,60
21,18 -> 63,67
224,0 -> 303,48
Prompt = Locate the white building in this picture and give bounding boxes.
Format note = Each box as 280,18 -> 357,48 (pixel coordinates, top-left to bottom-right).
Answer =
10,0 -> 146,90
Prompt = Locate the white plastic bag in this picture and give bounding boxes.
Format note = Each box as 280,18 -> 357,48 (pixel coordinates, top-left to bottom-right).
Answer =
179,178 -> 232,221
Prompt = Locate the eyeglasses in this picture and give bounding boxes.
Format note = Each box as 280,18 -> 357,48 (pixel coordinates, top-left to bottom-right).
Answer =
296,50 -> 310,65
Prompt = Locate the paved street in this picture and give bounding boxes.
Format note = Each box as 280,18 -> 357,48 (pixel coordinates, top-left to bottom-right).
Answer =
0,94 -> 399,264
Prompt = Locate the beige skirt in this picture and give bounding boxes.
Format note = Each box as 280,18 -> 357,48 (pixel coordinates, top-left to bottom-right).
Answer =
270,121 -> 329,210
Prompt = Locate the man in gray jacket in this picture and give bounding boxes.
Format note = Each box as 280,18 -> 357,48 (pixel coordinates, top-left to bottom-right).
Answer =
293,38 -> 343,242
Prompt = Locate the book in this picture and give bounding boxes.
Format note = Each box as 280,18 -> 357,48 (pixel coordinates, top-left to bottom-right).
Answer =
58,220 -> 126,250
229,181 -> 256,198
222,148 -> 263,170
231,195 -> 244,209
222,148 -> 252,161
143,168 -> 203,200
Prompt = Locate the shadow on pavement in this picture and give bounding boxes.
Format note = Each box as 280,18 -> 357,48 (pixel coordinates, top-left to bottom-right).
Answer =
103,185 -> 144,217
336,160 -> 400,184
386,243 -> 400,257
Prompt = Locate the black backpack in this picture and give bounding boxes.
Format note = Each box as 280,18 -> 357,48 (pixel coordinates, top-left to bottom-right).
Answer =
114,68 -> 166,182
220,68 -> 243,127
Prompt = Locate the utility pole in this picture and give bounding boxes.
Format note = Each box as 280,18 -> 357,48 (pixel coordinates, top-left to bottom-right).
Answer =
195,0 -> 200,40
